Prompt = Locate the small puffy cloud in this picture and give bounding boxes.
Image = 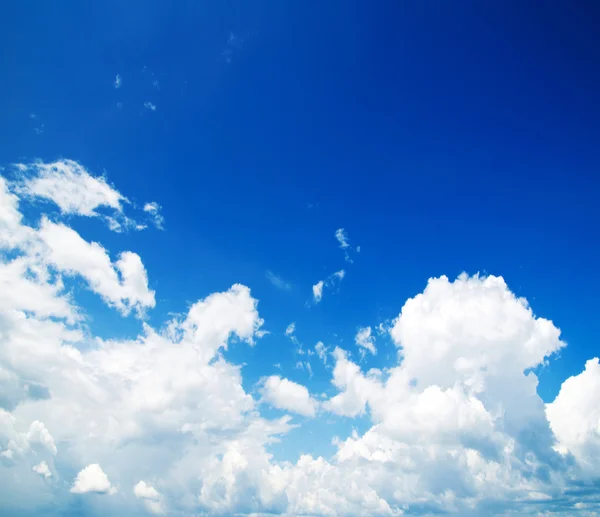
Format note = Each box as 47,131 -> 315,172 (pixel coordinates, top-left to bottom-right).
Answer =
261,375 -> 319,417
143,201 -> 164,229
333,269 -> 345,280
17,159 -> 125,217
32,461 -> 51,479
546,357 -> 600,474
70,464 -> 115,494
355,326 -> 376,356
312,280 -> 324,303
114,74 -> 122,89
266,270 -> 291,290
134,480 -> 165,514
144,102 -> 157,111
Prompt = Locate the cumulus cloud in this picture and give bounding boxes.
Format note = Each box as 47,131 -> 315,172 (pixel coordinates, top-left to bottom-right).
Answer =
261,375 -> 319,417
3,164 -> 600,517
71,464 -> 115,494
546,357 -> 600,475
38,219 -> 155,316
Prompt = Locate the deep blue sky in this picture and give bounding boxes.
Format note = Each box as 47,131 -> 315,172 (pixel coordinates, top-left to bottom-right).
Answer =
1,0 -> 599,405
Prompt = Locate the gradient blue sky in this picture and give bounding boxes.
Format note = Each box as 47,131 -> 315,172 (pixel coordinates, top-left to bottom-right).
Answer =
1,2 -> 600,516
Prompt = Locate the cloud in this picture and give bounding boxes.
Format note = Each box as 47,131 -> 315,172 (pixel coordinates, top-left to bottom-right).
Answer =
114,74 -> 122,89
355,326 -> 376,356
3,164 -> 600,516
71,464 -> 115,494
17,159 -> 126,217
32,461 -> 51,478
38,219 -> 155,316
315,341 -> 328,365
546,357 -> 600,475
335,228 -> 349,249
143,201 -> 165,229
311,270 -> 344,304
261,376 -> 319,417
266,271 -> 291,290
312,280 -> 324,303
144,102 -> 157,111
134,481 -> 165,514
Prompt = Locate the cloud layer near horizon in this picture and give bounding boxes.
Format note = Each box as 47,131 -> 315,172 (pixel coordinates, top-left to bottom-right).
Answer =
0,160 -> 599,517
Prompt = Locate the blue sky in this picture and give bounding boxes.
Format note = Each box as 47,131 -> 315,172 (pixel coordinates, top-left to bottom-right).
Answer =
1,2 -> 600,516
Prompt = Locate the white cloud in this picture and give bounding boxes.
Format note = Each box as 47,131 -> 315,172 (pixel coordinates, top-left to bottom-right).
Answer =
285,322 -> 296,336
134,480 -> 165,514
3,164 -> 600,516
315,341 -> 328,365
71,464 -> 115,494
38,219 -> 155,316
335,228 -> 349,249
32,461 -> 51,478
261,376 -> 318,417
17,159 -> 126,217
143,201 -> 164,229
144,102 -> 157,111
312,280 -> 324,303
355,326 -> 376,356
333,269 -> 345,280
114,74 -> 122,89
267,270 -> 291,290
546,357 -> 600,475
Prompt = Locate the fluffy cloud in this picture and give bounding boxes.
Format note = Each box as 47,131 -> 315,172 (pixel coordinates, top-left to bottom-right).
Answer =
17,159 -> 125,217
71,464 -> 115,494
2,165 -> 600,517
546,357 -> 600,475
261,375 -> 319,417
134,480 -> 165,514
38,219 -> 155,316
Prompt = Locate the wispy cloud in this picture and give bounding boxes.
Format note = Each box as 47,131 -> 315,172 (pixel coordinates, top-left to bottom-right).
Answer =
144,102 -> 157,112
114,74 -> 122,89
266,271 -> 291,291
143,202 -> 165,230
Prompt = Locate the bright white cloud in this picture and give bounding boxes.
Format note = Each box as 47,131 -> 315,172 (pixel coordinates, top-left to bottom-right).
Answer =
32,461 -> 51,478
546,357 -> 600,475
312,280 -> 324,303
17,159 -> 126,217
355,326 -> 376,356
38,219 -> 155,316
261,375 -> 318,417
2,165 -> 600,517
71,464 -> 115,494
134,480 -> 165,514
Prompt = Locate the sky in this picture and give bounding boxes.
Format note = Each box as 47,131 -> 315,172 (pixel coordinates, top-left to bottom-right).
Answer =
1,1 -> 600,516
